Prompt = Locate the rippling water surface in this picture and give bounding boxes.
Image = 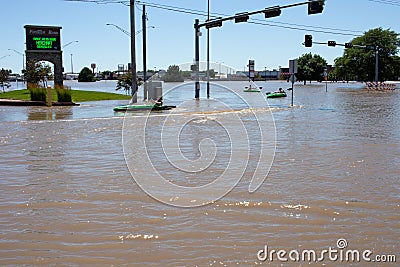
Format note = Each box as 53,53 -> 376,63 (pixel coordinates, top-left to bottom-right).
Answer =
0,81 -> 398,266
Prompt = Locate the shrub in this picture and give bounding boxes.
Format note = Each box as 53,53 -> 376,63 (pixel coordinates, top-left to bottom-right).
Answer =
56,86 -> 72,102
29,87 -> 47,102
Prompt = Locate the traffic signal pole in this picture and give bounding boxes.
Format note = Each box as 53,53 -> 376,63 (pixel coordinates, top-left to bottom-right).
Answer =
193,0 -> 325,99
304,35 -> 379,82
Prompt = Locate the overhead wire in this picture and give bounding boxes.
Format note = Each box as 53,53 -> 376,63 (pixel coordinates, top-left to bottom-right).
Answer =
64,0 -> 394,37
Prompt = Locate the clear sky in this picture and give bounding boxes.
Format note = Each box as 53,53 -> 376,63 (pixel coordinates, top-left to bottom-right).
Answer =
0,0 -> 399,74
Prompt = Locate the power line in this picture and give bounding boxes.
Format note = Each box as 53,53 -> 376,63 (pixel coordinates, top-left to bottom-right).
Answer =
135,1 -> 363,36
63,0 -> 364,36
366,0 -> 400,6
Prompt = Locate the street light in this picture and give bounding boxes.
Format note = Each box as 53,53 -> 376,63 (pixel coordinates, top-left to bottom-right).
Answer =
106,23 -> 132,37
0,55 -> 10,61
8,49 -> 25,72
106,23 -> 155,37
63,40 -> 79,49
107,21 -> 155,101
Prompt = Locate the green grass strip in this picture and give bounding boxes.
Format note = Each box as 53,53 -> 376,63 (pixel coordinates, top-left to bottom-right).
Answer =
0,89 -> 132,102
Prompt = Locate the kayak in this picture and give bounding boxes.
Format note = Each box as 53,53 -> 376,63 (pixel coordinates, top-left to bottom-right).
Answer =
113,104 -> 176,112
244,85 -> 261,92
243,89 -> 261,92
266,92 -> 287,98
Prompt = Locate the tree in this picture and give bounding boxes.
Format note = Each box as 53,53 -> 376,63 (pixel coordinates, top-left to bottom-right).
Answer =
24,60 -> 52,88
333,28 -> 400,81
297,53 -> 327,84
78,67 -> 95,82
116,72 -> 143,95
163,65 -> 184,82
0,69 -> 11,92
116,72 -> 132,95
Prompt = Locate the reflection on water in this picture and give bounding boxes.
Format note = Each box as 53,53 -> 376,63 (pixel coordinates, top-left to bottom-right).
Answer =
0,81 -> 399,266
27,106 -> 74,121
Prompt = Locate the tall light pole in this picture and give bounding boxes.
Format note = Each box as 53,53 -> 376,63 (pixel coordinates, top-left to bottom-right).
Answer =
8,49 -> 25,72
70,54 -> 74,74
130,0 -> 138,102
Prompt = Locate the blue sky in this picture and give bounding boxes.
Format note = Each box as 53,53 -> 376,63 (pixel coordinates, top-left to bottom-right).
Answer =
0,0 -> 399,74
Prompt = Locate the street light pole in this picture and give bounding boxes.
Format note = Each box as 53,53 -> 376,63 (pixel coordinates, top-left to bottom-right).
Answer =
130,0 -> 138,102
8,49 -> 25,72
70,54 -> 74,74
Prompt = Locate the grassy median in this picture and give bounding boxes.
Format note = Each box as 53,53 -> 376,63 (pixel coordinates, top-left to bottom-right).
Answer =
0,89 -> 132,102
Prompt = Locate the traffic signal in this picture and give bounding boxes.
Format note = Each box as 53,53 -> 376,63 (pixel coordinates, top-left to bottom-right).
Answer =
305,35 -> 312,47
264,7 -> 282,18
328,41 -> 336,47
345,43 -> 353,48
235,13 -> 249,23
308,0 -> 324,15
206,18 -> 223,29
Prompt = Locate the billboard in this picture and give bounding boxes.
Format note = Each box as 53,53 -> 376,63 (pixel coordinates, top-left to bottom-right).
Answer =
25,25 -> 62,51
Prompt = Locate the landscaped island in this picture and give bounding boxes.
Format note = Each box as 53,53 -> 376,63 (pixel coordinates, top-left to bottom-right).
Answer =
0,89 -> 132,103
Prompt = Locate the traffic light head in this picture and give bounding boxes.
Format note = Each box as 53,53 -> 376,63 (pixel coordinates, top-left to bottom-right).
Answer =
345,43 -> 353,48
305,35 -> 313,47
206,18 -> 223,29
308,0 -> 324,15
235,13 -> 249,23
264,7 -> 282,18
328,41 -> 336,47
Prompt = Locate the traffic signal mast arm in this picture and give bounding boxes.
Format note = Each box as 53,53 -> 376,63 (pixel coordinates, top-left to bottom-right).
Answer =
198,0 -> 325,29
304,35 -> 375,50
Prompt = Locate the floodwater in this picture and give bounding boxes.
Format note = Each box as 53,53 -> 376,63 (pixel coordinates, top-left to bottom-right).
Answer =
0,80 -> 398,266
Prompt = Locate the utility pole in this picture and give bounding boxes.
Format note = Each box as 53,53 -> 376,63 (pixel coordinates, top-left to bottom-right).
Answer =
130,0 -> 138,102
142,4 -> 148,100
207,0 -> 210,99
194,19 -> 200,99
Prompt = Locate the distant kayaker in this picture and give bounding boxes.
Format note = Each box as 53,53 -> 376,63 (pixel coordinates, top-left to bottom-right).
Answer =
278,88 -> 284,93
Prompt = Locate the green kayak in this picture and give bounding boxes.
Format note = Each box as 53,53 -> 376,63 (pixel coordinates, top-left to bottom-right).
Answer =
113,104 -> 176,112
266,92 -> 287,98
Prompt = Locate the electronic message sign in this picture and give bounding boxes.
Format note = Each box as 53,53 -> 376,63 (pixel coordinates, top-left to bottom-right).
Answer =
25,25 -> 62,51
